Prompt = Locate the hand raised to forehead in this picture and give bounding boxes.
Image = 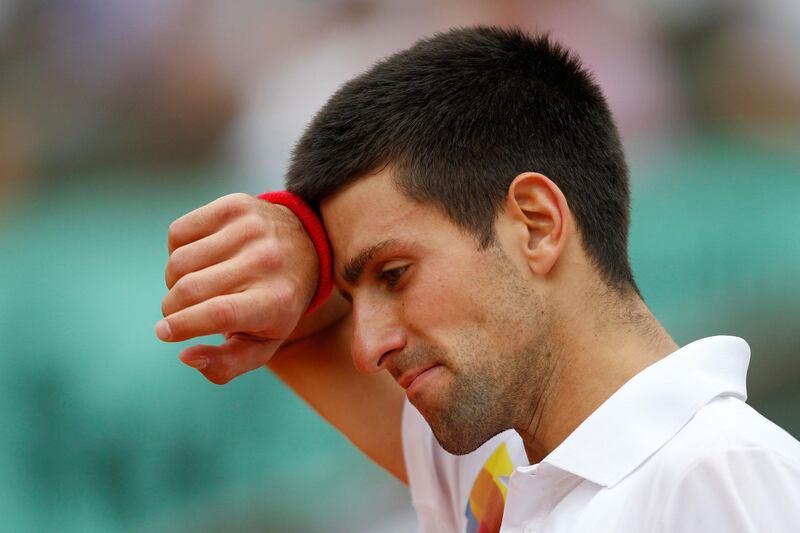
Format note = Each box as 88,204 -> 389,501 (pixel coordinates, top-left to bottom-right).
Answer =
157,193 -> 319,384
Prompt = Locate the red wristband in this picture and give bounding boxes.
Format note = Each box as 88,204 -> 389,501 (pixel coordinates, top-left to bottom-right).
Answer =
258,191 -> 333,316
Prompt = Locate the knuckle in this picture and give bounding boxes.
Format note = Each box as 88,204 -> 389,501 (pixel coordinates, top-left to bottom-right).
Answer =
166,249 -> 187,280
220,193 -> 250,218
174,273 -> 200,301
209,374 -> 231,385
250,241 -> 282,271
164,267 -> 176,290
239,214 -> 267,242
225,192 -> 251,204
167,220 -> 183,245
210,299 -> 237,330
204,365 -> 232,385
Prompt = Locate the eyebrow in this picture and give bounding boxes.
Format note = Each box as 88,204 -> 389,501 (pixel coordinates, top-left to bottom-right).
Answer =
341,238 -> 401,287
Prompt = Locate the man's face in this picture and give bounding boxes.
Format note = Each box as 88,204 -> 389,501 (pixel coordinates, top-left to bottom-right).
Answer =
321,169 -> 555,455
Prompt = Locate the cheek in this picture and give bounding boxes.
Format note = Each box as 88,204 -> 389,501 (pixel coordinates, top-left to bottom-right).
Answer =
402,265 -> 489,336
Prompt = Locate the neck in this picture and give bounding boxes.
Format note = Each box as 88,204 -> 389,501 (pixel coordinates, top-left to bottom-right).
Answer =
515,290 -> 678,464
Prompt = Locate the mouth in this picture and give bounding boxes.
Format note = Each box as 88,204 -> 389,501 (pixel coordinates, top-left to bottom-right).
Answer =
398,364 -> 441,392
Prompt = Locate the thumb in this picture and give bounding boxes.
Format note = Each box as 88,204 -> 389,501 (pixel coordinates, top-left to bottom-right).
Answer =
179,334 -> 283,385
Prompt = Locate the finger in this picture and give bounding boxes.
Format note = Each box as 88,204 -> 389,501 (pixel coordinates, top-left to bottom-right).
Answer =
157,289 -> 299,342
167,193 -> 254,254
162,259 -> 244,318
179,335 -> 282,384
165,219 -> 256,289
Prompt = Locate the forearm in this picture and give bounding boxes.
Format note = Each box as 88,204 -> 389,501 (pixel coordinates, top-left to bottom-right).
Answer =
282,290 -> 351,345
268,292 -> 407,483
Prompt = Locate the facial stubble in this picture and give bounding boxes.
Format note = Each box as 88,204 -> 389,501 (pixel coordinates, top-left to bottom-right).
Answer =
416,246 -> 558,456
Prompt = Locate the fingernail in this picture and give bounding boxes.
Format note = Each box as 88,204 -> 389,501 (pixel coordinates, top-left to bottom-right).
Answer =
155,319 -> 172,340
183,357 -> 208,370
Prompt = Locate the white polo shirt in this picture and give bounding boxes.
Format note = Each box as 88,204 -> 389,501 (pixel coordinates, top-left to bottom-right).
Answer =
402,336 -> 800,533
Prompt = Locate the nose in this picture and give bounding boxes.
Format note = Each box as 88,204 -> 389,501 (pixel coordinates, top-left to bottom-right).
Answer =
350,297 -> 407,374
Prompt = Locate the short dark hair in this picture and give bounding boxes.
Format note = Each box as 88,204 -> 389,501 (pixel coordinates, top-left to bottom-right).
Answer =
287,26 -> 637,291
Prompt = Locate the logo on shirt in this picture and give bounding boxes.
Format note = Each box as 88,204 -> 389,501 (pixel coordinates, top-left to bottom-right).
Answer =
465,442 -> 514,533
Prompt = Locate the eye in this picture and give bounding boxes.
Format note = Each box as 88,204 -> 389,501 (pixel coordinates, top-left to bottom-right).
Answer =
380,265 -> 409,289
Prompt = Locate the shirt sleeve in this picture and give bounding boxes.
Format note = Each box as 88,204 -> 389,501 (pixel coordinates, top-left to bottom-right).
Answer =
658,446 -> 800,532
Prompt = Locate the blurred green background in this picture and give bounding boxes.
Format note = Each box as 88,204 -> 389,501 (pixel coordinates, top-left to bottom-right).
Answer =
1,1 -> 798,532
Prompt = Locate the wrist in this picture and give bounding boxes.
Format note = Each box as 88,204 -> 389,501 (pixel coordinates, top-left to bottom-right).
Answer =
258,191 -> 333,316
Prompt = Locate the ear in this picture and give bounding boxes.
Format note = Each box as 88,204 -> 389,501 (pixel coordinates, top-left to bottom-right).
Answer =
505,172 -> 571,276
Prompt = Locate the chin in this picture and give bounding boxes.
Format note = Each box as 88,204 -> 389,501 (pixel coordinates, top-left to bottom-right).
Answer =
432,425 -> 506,456
413,375 -> 513,455
435,435 -> 487,455
426,411 -> 507,456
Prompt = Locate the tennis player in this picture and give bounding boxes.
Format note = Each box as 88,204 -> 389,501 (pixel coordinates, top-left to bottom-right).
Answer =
158,27 -> 800,532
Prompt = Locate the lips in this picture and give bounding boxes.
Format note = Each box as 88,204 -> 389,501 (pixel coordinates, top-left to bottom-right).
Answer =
398,365 -> 439,390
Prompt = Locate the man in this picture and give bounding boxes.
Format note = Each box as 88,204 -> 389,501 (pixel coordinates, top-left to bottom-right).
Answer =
157,27 -> 800,532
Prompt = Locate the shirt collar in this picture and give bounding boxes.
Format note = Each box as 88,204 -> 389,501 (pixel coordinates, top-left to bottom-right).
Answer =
524,336 -> 750,488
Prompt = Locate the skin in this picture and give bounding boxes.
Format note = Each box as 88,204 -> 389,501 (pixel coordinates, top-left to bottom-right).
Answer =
321,171 -> 551,455
157,165 -> 678,475
321,166 -> 679,462
158,192 -> 408,481
158,193 -> 335,383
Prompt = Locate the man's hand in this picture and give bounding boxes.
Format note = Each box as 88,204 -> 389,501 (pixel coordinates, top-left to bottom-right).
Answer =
157,193 -> 319,384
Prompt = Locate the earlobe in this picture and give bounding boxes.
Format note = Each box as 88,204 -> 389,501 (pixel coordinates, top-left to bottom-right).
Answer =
506,172 -> 571,276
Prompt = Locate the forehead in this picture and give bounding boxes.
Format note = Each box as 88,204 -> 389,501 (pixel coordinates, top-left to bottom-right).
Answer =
319,168 -> 460,267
